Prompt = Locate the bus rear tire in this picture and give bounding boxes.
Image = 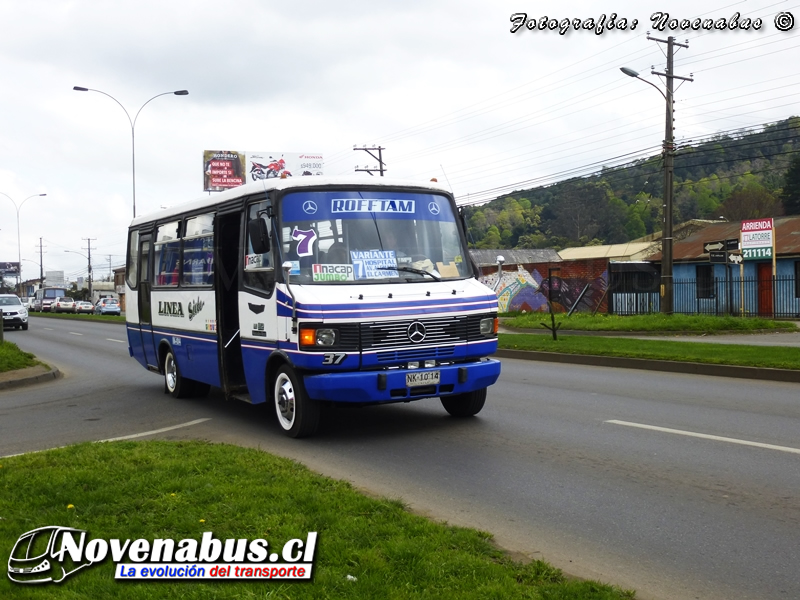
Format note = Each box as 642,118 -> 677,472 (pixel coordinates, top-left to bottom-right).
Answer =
164,350 -> 191,399
440,388 -> 487,417
273,366 -> 320,438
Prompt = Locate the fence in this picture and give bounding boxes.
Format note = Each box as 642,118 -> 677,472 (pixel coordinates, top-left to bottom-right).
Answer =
609,275 -> 800,318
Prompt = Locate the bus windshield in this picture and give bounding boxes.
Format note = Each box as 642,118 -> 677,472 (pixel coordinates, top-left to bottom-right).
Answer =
277,190 -> 471,284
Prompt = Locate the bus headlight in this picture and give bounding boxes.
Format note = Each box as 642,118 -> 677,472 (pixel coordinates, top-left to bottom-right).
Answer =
300,327 -> 337,347
480,317 -> 498,336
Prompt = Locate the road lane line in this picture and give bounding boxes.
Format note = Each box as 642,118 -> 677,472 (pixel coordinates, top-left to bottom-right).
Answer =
1,419 -> 213,458
106,338 -> 126,343
605,420 -> 800,455
69,332 -> 83,336
99,418 -> 212,442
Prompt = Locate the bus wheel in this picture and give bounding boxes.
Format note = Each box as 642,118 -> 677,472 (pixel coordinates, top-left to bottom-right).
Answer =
273,366 -> 320,438
440,388 -> 487,417
164,350 -> 190,399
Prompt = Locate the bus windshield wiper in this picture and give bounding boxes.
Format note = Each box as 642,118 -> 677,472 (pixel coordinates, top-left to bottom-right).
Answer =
376,266 -> 440,281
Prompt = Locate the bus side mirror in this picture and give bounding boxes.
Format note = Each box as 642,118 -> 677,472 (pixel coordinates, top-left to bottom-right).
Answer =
248,219 -> 271,254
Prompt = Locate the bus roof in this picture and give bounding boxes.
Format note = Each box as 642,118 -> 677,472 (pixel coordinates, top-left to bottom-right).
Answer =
130,176 -> 451,228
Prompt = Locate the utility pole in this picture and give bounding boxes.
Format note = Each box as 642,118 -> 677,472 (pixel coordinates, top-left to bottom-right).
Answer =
38,237 -> 44,289
647,34 -> 692,314
83,238 -> 96,301
354,146 -> 386,176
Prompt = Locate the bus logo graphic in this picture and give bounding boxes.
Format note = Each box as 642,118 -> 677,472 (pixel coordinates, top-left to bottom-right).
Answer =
188,298 -> 205,321
407,321 -> 427,343
302,201 -> 317,215
8,526 -> 94,584
428,202 -> 440,215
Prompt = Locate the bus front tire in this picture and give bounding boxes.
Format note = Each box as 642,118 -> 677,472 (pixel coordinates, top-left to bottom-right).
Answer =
440,388 -> 487,417
273,366 -> 320,438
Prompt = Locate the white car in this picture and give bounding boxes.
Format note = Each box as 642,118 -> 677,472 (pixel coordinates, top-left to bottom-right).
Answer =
0,294 -> 29,330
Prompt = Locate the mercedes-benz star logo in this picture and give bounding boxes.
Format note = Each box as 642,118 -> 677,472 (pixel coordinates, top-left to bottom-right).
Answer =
407,321 -> 427,343
302,200 -> 318,214
428,202 -> 440,215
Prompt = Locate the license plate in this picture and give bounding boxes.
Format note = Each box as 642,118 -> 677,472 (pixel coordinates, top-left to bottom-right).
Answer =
406,370 -> 440,387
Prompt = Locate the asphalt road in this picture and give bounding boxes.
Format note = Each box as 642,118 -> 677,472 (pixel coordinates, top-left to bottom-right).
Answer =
2,316 -> 799,600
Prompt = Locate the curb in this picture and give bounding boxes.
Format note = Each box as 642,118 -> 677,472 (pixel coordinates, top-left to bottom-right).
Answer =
495,349 -> 800,383
0,366 -> 63,391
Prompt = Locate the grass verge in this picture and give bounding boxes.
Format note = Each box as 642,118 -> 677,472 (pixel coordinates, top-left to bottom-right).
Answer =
498,333 -> 800,370
29,312 -> 125,324
503,312 -> 797,332
0,441 -> 633,599
0,341 -> 38,372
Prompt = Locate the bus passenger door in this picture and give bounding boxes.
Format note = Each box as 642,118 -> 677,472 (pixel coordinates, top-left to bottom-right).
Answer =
216,211 -> 246,393
137,236 -> 158,368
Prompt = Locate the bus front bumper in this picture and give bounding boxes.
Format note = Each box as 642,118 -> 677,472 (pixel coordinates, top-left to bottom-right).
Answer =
302,359 -> 501,404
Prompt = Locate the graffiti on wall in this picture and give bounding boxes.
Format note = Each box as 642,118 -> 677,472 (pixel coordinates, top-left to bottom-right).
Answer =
480,265 -> 608,313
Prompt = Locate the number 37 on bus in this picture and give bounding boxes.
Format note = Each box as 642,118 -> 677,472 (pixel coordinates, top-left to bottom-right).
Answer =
125,177 -> 501,437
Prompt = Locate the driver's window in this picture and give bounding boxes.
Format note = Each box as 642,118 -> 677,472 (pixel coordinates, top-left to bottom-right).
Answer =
244,201 -> 274,291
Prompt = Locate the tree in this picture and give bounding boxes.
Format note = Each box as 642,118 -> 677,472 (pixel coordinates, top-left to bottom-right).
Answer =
781,155 -> 800,215
721,181 -> 781,221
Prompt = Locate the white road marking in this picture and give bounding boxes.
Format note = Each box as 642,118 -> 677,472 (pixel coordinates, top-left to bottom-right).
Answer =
43,327 -> 53,330
106,338 -> 126,343
1,419 -> 212,458
606,420 -> 800,455
99,418 -> 212,442
69,332 -> 83,336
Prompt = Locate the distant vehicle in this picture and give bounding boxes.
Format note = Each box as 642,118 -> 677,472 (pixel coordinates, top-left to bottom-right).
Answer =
75,301 -> 94,314
20,297 -> 33,310
95,298 -> 121,315
53,297 -> 76,313
32,287 -> 68,312
0,294 -> 29,330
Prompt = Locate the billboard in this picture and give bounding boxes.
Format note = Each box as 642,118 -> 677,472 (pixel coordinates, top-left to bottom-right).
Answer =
0,262 -> 20,276
203,151 -> 324,192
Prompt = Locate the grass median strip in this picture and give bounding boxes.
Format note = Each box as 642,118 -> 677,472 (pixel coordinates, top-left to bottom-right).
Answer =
503,312 -> 796,333
0,341 -> 38,372
498,333 -> 800,370
0,441 -> 634,599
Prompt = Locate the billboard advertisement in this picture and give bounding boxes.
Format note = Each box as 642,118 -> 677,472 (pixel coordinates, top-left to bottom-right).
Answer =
203,151 -> 246,192
203,151 -> 324,192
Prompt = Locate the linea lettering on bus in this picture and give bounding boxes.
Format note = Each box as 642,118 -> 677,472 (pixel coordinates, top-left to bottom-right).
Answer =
331,199 -> 415,213
158,301 -> 185,317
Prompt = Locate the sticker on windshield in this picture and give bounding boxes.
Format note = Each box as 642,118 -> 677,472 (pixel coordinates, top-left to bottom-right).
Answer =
350,250 -> 398,279
312,264 -> 355,282
291,227 -> 317,257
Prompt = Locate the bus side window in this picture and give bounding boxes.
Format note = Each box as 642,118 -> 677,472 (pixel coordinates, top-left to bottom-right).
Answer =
154,221 -> 181,287
182,214 -> 214,287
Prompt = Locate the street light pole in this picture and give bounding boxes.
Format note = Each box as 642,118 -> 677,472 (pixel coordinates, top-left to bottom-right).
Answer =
72,87 -> 189,219
64,249 -> 92,301
0,192 -> 47,295
620,39 -> 692,314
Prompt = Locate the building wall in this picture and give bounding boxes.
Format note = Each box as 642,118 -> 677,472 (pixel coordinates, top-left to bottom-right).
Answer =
478,259 -> 609,314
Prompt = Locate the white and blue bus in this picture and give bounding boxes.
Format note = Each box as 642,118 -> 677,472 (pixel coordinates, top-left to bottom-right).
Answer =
125,177 -> 501,437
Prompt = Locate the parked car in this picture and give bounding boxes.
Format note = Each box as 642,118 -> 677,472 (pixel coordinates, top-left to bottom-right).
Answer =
0,294 -> 29,330
75,301 -> 94,315
94,297 -> 121,316
53,297 -> 76,313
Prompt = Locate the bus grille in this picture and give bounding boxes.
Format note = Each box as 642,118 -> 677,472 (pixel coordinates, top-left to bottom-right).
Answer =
361,316 -> 468,350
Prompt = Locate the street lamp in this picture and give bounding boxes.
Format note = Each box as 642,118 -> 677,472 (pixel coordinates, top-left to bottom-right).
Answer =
72,86 -> 189,219
620,52 -> 691,314
0,192 -> 46,295
64,249 -> 93,301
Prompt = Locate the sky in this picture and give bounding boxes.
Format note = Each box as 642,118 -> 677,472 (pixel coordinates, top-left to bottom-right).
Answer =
0,0 -> 798,287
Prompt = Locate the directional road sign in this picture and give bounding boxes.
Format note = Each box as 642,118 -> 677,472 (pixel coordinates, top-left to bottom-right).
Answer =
703,239 -> 739,253
709,251 -> 727,263
728,253 -> 743,265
